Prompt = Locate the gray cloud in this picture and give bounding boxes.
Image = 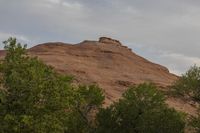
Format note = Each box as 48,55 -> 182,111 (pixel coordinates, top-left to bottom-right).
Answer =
0,0 -> 200,75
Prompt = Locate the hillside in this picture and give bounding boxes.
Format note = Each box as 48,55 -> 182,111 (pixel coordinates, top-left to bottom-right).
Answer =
0,37 -> 197,115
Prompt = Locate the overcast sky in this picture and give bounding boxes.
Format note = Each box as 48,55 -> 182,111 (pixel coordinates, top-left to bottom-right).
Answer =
0,0 -> 200,75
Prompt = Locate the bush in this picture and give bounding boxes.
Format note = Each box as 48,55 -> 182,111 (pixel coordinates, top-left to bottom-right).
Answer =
190,113 -> 200,132
0,38 -> 75,133
0,37 -> 106,133
172,65 -> 200,101
171,65 -> 200,132
65,85 -> 105,133
95,83 -> 185,133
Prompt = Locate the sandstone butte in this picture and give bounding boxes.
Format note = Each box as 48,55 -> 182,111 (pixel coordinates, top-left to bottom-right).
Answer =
0,37 -> 198,116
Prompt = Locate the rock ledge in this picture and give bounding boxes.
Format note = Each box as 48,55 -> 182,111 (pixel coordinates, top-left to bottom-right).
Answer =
99,37 -> 122,46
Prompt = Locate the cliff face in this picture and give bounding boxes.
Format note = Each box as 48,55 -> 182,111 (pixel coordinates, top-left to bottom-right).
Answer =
29,37 -> 177,103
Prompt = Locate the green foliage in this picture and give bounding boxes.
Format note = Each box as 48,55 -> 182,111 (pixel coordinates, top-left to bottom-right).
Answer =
0,37 -> 74,133
95,83 -> 185,133
190,113 -> 200,132
0,38 -> 106,133
171,65 -> 200,132
66,85 -> 105,133
172,65 -> 200,101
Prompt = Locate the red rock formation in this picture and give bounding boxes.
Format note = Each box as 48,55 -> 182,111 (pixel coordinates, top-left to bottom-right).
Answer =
29,37 -> 177,103
99,37 -> 122,46
0,37 -> 197,115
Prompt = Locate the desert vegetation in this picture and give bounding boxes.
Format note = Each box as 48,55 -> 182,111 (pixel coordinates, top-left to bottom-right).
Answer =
171,65 -> 200,132
0,38 -> 200,133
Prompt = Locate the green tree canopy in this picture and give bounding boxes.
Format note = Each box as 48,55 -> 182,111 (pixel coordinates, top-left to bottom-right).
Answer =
95,83 -> 185,133
66,85 -> 105,133
172,65 -> 200,101
0,37 -> 105,133
0,37 -> 74,133
172,65 -> 200,132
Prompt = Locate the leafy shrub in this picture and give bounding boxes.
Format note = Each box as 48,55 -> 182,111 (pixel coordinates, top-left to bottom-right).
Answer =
0,38 -> 75,133
190,113 -> 200,132
172,65 -> 200,101
95,83 -> 185,133
66,85 -> 105,133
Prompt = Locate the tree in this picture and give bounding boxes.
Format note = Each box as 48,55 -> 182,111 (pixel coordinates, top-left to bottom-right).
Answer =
0,37 -> 106,133
172,65 -> 200,132
172,65 -> 200,101
65,85 -> 105,133
190,112 -> 200,132
95,83 -> 185,133
0,37 -> 74,133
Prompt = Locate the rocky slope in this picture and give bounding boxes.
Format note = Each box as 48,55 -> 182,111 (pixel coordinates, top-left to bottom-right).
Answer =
29,37 -> 177,102
0,37 -> 197,115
